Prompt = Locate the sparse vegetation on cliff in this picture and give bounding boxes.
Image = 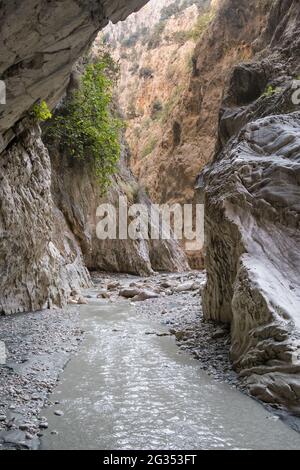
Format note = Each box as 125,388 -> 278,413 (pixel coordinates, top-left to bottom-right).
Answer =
263,84 -> 281,97
32,100 -> 52,121
46,56 -> 123,191
189,8 -> 215,40
172,7 -> 216,44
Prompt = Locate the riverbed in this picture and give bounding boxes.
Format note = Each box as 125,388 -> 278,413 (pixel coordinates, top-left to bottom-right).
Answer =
40,290 -> 300,450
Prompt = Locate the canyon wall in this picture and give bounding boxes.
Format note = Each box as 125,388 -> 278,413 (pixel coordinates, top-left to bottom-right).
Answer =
0,0 -> 186,315
103,0 -> 271,267
49,137 -> 189,278
202,0 -> 300,413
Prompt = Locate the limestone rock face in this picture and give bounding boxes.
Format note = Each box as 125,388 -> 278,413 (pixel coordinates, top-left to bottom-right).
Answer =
0,123 -> 90,314
0,0 -> 151,314
0,0 -> 148,150
202,0 -> 300,412
50,141 -> 189,278
103,0 -> 271,268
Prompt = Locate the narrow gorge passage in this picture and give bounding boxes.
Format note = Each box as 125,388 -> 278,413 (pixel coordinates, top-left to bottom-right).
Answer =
39,276 -> 300,451
1,0 -> 300,455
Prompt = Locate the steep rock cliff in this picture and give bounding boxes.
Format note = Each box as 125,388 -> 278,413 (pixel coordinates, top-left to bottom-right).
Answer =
49,139 -> 189,277
0,0 -> 189,315
0,0 -> 154,314
0,121 -> 91,314
202,0 -> 300,413
104,0 -> 271,267
0,0 -> 149,146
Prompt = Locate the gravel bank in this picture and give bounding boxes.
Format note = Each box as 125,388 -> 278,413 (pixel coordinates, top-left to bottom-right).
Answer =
0,308 -> 83,449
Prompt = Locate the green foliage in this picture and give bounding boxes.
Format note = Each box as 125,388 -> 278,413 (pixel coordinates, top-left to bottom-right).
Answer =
141,136 -> 158,158
133,126 -> 142,139
47,58 -> 123,192
122,32 -> 140,48
161,0 -> 211,22
172,30 -> 191,44
121,26 -> 150,49
263,84 -> 281,97
170,7 -> 216,45
32,100 -> 52,121
129,63 -> 139,75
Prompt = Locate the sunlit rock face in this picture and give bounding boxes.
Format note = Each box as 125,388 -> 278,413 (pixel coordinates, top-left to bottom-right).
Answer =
203,0 -> 300,413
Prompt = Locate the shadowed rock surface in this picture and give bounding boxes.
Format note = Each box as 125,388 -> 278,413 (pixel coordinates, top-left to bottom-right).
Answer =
49,139 -> 189,278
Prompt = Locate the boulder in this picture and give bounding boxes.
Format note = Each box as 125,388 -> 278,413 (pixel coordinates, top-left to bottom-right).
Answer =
119,288 -> 142,299
131,290 -> 160,302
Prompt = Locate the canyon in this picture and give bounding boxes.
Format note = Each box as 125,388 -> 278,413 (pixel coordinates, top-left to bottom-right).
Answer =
0,0 -> 187,316
0,0 -> 300,450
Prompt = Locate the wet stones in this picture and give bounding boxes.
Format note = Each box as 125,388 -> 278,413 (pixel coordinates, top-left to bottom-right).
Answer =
173,281 -> 197,293
0,307 -> 82,449
68,292 -> 88,305
97,289 -> 111,299
119,287 -> 142,299
130,271 -> 239,387
39,422 -> 49,430
131,290 -> 160,302
107,281 -> 121,290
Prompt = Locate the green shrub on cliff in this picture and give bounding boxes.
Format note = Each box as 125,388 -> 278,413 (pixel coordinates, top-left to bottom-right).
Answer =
32,100 -> 52,121
263,84 -> 281,97
47,57 -> 123,191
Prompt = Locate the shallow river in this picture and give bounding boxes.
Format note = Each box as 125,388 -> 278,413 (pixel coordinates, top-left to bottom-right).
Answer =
41,295 -> 300,450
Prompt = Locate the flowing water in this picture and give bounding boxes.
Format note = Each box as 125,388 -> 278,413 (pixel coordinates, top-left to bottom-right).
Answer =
41,293 -> 300,450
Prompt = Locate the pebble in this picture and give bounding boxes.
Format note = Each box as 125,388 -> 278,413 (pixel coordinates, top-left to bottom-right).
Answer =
32,393 -> 40,400
19,424 -> 30,431
39,422 -> 49,429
